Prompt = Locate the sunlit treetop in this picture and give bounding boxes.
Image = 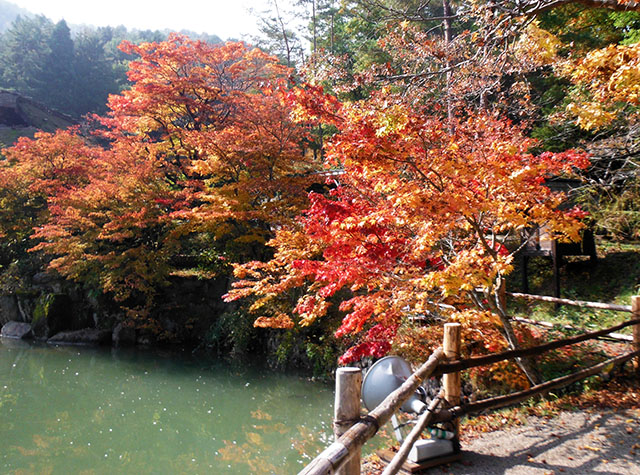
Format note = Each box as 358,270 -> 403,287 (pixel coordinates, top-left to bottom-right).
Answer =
560,41 -> 640,130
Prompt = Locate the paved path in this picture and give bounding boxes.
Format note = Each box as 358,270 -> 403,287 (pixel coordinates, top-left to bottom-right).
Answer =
436,409 -> 640,474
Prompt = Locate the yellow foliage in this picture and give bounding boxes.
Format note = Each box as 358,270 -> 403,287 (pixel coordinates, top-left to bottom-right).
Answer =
374,103 -> 409,137
515,21 -> 561,66
566,101 -> 617,131
562,41 -> 640,129
450,309 -> 502,327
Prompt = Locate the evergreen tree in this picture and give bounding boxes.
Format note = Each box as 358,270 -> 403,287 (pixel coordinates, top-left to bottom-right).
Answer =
72,28 -> 125,116
254,0 -> 305,67
43,20 -> 76,114
0,15 -> 52,101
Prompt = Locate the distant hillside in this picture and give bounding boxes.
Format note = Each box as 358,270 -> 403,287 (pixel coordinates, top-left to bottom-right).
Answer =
0,5 -> 223,120
0,89 -> 76,148
0,0 -> 31,32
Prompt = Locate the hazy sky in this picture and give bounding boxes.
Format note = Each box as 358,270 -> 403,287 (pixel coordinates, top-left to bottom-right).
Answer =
9,0 -> 274,40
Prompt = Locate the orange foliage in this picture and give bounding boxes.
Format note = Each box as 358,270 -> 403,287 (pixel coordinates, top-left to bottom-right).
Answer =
226,84 -> 590,363
0,35 -> 316,312
0,129 -> 102,257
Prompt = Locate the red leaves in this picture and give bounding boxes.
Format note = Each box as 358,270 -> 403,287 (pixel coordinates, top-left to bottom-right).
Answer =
335,297 -> 376,338
228,90 -> 592,364
338,324 -> 398,365
537,150 -> 590,173
494,243 -> 510,257
564,206 -> 590,220
338,340 -> 392,365
288,82 -> 342,126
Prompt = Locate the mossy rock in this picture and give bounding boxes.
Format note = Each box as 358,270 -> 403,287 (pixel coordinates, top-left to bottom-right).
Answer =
32,293 -> 73,338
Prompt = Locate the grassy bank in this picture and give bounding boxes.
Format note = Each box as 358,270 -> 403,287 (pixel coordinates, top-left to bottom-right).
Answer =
508,238 -> 640,331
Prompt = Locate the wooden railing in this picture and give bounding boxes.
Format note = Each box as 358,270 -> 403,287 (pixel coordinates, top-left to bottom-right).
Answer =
300,295 -> 640,475
299,348 -> 446,475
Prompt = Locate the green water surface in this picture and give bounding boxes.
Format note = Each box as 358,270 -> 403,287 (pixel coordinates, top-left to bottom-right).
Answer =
0,339 -> 334,474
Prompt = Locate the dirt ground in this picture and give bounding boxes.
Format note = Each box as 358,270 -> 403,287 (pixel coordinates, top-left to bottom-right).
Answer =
431,409 -> 639,474
365,409 -> 640,474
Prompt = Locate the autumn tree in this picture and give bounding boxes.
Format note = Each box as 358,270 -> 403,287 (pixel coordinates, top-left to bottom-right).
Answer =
2,35 -> 317,325
490,3 -> 640,240
0,129 -> 99,266
225,83 -> 589,383
225,0 -> 640,379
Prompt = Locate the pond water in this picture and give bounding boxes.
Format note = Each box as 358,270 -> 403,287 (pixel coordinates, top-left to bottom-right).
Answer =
0,339 -> 335,474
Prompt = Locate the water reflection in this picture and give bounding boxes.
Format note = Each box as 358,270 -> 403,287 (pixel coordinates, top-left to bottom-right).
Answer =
0,339 -> 333,474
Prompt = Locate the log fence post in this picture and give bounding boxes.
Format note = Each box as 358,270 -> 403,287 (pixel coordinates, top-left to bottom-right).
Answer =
334,367 -> 362,475
633,296 -> 640,375
443,323 -> 461,434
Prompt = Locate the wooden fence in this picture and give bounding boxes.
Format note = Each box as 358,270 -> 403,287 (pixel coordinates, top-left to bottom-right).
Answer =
299,295 -> 640,475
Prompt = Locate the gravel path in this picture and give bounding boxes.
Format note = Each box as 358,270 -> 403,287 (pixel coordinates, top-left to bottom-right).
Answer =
433,409 -> 640,474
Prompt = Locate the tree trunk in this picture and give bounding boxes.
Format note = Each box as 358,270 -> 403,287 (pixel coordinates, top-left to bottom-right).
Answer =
312,0 -> 317,54
273,0 -> 291,67
442,0 -> 455,128
494,277 -> 541,385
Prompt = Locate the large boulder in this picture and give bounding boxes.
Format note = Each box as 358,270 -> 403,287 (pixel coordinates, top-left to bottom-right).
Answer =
47,328 -> 112,346
1,321 -> 32,339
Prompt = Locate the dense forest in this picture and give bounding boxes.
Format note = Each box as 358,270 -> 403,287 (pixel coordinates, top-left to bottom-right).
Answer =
0,1 -> 222,117
1,0 -> 640,380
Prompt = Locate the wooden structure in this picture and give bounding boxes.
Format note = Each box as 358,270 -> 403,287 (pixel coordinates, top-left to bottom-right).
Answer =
377,449 -> 460,474
300,295 -> 640,475
519,178 -> 597,298
520,226 -> 597,298
333,368 -> 362,475
299,348 -> 446,475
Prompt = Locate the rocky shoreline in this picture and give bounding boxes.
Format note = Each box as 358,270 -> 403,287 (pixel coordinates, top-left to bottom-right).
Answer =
1,319 -> 135,347
0,270 -> 231,349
